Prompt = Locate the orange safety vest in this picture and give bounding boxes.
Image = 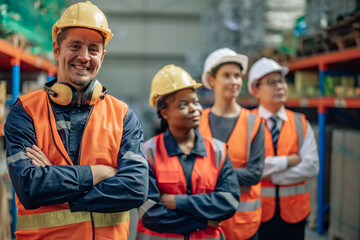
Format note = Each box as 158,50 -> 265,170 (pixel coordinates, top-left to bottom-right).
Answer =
199,108 -> 263,240
137,132 -> 227,240
252,108 -> 309,224
16,90 -> 130,240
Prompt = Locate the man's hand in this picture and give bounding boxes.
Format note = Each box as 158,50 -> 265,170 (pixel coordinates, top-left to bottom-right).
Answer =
160,193 -> 176,209
287,154 -> 301,168
240,186 -> 250,194
207,220 -> 221,228
90,165 -> 117,186
26,145 -> 52,167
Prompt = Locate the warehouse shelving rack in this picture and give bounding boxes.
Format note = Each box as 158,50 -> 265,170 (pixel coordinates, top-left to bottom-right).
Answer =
0,38 -> 57,238
281,48 -> 360,236
0,38 -> 57,97
287,47 -> 360,235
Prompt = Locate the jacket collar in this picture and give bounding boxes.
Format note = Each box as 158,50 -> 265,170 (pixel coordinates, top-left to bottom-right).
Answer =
163,128 -> 207,157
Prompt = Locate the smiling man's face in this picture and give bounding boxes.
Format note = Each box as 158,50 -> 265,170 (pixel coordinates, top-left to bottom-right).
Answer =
53,28 -> 106,90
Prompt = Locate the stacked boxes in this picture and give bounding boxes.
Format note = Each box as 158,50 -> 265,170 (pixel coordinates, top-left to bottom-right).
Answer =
329,129 -> 360,240
307,125 -> 332,230
0,82 -> 6,127
294,70 -> 319,97
294,71 -> 359,98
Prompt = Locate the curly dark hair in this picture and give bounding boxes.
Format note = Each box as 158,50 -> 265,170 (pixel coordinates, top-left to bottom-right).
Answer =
156,95 -> 171,133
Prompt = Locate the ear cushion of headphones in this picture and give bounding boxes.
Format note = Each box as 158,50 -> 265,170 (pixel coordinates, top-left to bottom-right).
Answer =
49,83 -> 78,106
82,80 -> 103,105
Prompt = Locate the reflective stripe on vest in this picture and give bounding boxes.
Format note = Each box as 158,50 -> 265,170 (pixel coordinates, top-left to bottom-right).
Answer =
145,137 -> 156,168
213,138 -> 225,168
17,209 -> 129,230
139,199 -> 156,219
219,191 -> 240,210
200,108 -> 263,240
136,232 -> 222,240
253,108 -> 310,223
261,185 -> 308,198
17,90 -> 130,239
237,198 -> 261,211
294,112 -> 304,149
261,186 -> 274,197
137,133 -> 226,239
246,113 -> 256,161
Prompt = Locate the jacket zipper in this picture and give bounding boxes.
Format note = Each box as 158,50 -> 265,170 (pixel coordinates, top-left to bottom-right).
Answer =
77,106 -> 94,165
46,101 -> 73,165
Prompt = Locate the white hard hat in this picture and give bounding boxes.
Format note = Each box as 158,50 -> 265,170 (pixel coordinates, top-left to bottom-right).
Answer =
202,48 -> 248,89
247,57 -> 289,96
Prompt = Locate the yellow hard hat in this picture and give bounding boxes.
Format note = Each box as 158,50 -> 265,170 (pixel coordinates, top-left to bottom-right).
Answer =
149,64 -> 202,107
52,1 -> 113,47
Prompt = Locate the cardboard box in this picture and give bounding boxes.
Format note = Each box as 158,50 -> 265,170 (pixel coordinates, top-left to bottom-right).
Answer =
0,81 -> 6,125
329,129 -> 360,240
294,70 -> 319,97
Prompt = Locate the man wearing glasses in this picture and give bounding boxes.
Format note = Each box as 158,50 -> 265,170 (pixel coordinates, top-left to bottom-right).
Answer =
247,57 -> 319,240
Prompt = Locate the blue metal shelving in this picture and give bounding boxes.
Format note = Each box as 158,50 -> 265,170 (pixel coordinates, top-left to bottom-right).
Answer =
0,38 -> 57,238
288,48 -> 360,235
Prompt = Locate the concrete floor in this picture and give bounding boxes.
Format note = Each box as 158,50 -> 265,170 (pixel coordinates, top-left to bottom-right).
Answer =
305,226 -> 328,240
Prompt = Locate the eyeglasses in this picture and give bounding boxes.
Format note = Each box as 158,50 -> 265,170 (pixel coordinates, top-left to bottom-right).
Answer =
257,77 -> 287,87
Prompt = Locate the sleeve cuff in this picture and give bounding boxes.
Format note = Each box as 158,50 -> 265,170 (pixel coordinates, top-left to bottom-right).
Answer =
175,194 -> 190,212
195,219 -> 208,231
278,156 -> 288,171
77,165 -> 93,193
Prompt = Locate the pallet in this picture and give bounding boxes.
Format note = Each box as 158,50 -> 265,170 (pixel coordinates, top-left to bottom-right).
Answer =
298,10 -> 360,56
330,29 -> 360,50
4,33 -> 32,53
298,33 -> 332,56
249,47 -> 295,70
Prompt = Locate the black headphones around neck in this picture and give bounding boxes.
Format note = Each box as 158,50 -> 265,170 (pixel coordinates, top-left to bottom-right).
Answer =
44,79 -> 107,106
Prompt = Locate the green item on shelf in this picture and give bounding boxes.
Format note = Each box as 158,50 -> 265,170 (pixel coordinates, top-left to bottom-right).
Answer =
280,15 -> 306,55
324,75 -> 335,96
0,0 -> 66,54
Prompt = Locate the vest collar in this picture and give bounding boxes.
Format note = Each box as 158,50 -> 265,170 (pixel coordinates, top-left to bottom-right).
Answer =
163,128 -> 207,157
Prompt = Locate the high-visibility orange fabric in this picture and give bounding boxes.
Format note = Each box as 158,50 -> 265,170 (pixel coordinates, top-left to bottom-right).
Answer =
199,108 -> 262,240
137,133 -> 226,239
252,108 -> 310,224
16,90 -> 130,240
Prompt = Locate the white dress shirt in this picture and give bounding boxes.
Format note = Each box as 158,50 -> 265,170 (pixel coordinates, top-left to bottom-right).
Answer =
258,105 -> 319,185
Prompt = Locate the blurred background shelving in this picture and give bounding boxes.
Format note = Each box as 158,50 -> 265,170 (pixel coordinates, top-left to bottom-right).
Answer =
0,0 -> 359,240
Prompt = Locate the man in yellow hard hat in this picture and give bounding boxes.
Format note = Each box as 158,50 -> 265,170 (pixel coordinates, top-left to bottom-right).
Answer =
4,2 -> 148,239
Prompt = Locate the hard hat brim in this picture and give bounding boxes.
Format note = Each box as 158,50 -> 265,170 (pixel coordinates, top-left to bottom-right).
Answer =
149,83 -> 202,108
247,66 -> 289,96
52,24 -> 113,47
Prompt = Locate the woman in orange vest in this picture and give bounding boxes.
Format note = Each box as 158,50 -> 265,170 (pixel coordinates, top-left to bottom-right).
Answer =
199,48 -> 265,240
247,57 -> 319,240
136,64 -> 240,240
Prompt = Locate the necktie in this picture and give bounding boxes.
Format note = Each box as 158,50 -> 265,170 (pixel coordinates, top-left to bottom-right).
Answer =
269,116 -> 279,152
